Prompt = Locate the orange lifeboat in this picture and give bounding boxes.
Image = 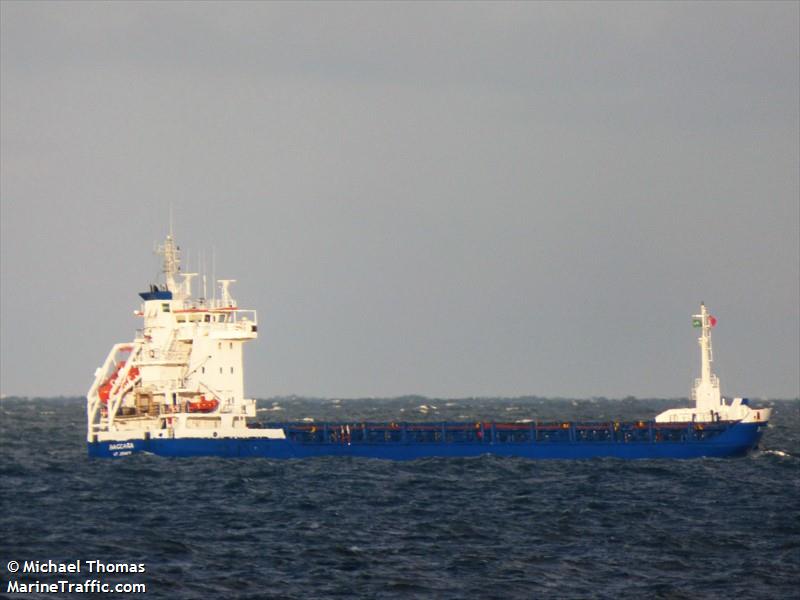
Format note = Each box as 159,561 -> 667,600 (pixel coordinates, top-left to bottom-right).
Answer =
98,361 -> 125,403
98,361 -> 140,403
188,395 -> 219,413
98,383 -> 113,403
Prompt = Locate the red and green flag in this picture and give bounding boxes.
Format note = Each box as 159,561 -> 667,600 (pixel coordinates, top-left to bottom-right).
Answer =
692,316 -> 718,328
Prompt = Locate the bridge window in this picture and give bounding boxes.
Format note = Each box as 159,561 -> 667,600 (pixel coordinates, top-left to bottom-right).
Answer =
161,303 -> 170,312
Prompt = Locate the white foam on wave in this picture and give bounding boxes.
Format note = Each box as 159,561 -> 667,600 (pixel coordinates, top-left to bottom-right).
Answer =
761,449 -> 793,458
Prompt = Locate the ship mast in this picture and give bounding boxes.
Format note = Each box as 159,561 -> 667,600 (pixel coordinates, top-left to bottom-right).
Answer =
692,303 -> 721,414
157,227 -> 181,294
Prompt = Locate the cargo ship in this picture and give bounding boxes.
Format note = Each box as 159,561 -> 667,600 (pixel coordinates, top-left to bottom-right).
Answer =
87,230 -> 770,459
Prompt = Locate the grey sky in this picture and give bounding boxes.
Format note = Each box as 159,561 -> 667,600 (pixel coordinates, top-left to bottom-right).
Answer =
1,1 -> 798,399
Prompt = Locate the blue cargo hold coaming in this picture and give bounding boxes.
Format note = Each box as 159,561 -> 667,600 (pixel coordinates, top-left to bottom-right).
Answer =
87,419 -> 767,459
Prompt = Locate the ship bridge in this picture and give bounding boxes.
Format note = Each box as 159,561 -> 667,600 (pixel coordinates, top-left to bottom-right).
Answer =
173,307 -> 257,340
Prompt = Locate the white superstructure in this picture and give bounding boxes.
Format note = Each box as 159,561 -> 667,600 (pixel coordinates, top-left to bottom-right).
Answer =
655,303 -> 771,424
87,230 -> 284,443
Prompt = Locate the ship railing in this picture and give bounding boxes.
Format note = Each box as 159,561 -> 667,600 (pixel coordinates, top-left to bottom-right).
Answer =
691,375 -> 720,401
174,308 -> 257,324
173,316 -> 258,339
189,298 -> 253,312
197,382 -> 234,413
264,420 -> 732,445
140,330 -> 190,364
171,327 -> 189,360
210,322 -> 258,336
142,348 -> 189,363
227,309 -> 257,323
145,378 -> 184,390
164,339 -> 191,362
211,314 -> 258,337
149,383 -> 240,416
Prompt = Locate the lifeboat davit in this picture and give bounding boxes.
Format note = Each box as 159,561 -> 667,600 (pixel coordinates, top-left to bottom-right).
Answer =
188,396 -> 219,413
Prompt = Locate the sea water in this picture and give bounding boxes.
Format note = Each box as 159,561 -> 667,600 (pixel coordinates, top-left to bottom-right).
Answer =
1,397 -> 798,599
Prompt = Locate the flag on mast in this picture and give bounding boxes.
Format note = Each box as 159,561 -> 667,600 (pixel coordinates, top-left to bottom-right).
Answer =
692,316 -> 718,328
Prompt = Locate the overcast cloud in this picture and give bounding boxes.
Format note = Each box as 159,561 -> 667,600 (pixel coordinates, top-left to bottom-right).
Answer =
1,1 -> 798,399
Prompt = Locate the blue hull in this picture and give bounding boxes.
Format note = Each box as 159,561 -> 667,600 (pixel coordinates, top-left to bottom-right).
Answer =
88,421 -> 767,460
